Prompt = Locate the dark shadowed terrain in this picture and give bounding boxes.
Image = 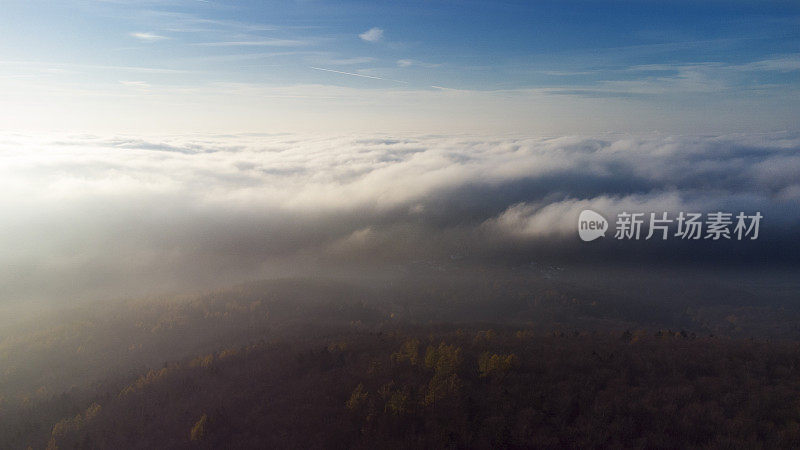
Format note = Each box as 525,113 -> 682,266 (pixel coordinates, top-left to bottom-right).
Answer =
2,267 -> 800,449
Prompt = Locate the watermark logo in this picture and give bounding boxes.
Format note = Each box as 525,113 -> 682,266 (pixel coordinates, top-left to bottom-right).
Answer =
578,209 -> 608,242
578,210 -> 762,242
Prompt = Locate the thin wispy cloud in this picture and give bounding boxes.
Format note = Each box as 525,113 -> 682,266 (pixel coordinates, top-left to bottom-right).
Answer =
396,59 -> 441,68
310,66 -> 407,84
734,55 -> 800,72
321,57 -> 375,66
627,56 -> 800,74
130,32 -> 168,42
1,1 -> 796,134
139,10 -> 279,33
175,51 -> 316,64
119,80 -> 150,88
359,27 -> 384,42
0,60 -> 189,74
196,39 -> 310,47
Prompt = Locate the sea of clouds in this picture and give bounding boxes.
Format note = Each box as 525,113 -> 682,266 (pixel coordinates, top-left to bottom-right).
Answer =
1,132 -> 798,304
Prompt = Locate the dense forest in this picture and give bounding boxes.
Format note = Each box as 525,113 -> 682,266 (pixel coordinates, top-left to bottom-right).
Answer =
11,328 -> 800,449
3,273 -> 800,448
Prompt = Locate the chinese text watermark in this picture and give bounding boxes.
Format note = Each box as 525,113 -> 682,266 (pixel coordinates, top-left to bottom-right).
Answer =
578,210 -> 762,242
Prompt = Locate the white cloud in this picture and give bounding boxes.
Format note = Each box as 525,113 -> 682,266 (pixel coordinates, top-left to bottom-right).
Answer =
130,32 -> 167,42
735,55 -> 800,72
0,132 -> 797,303
396,59 -> 440,68
359,27 -> 384,42
485,193 -> 690,239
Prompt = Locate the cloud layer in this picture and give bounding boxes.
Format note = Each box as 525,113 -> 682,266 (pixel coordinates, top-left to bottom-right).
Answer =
359,27 -> 384,42
1,132 -> 798,304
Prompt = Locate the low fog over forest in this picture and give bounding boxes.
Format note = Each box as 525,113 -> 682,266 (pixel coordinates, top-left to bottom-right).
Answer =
1,132 -> 798,308
1,132 -> 799,448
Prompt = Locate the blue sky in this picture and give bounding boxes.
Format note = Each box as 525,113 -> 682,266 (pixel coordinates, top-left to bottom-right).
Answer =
1,0 -> 799,133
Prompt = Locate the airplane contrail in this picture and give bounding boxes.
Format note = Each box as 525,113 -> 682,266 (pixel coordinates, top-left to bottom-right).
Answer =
309,66 -> 408,84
